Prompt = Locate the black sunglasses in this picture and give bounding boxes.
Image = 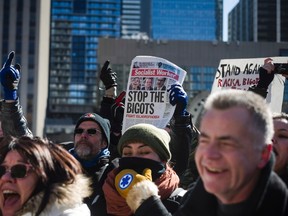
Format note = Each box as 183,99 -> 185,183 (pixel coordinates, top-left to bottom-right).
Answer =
0,164 -> 33,179
74,128 -> 102,136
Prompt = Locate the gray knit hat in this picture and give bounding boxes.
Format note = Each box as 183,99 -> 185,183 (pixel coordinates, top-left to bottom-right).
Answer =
117,123 -> 171,161
75,113 -> 111,144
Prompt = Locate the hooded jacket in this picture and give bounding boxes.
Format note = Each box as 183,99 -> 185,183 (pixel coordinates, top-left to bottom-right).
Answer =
16,174 -> 91,216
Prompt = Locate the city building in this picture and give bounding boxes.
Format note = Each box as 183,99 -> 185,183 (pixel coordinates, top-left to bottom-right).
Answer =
150,0 -> 223,41
228,0 -> 288,42
0,0 -> 51,137
46,0 -> 121,140
121,0 -> 223,41
121,0 -> 142,38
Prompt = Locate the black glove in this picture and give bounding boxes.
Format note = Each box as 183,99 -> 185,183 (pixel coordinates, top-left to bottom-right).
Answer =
111,91 -> 126,133
257,67 -> 274,89
168,83 -> 188,116
0,51 -> 21,100
100,60 -> 117,90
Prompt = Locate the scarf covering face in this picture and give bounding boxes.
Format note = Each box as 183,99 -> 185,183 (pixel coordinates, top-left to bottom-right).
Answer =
103,158 -> 179,216
118,157 -> 166,180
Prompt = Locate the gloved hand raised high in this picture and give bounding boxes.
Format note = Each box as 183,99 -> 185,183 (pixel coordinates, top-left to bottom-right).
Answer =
257,58 -> 275,90
168,83 -> 188,116
100,60 -> 117,90
0,51 -> 20,100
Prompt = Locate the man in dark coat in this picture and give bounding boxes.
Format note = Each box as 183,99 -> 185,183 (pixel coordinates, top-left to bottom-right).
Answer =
119,89 -> 288,216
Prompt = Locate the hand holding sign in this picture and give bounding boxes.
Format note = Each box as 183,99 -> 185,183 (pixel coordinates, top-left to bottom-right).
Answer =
168,83 -> 188,116
257,58 -> 275,90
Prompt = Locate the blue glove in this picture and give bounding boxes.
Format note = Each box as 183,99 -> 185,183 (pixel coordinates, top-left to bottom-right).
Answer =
0,51 -> 20,100
168,83 -> 188,116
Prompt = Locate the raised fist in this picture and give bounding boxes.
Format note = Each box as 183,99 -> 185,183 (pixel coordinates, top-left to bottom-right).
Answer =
0,51 -> 20,100
168,83 -> 188,116
100,60 -> 117,90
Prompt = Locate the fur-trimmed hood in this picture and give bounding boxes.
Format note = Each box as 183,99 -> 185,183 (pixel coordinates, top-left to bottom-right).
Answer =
16,174 -> 92,216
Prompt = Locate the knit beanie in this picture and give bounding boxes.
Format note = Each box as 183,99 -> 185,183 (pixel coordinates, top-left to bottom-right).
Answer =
75,113 -> 111,144
117,123 -> 171,161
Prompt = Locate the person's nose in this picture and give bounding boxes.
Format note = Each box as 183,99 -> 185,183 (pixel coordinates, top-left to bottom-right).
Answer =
0,171 -> 14,182
272,137 -> 277,145
203,142 -> 221,159
80,131 -> 89,139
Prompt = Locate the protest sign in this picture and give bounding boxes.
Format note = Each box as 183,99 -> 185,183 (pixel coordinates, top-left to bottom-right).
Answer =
122,56 -> 187,132
211,57 -> 287,112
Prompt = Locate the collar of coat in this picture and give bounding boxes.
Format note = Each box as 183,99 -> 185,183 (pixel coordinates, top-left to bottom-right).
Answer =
16,174 -> 92,215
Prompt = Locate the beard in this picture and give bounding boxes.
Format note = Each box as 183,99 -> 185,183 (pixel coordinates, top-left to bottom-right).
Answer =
74,140 -> 94,160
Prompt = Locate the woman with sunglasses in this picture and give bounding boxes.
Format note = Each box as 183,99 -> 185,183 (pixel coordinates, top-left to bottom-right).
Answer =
0,136 -> 92,216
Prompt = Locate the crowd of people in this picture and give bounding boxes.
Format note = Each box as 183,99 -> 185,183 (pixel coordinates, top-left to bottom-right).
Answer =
0,51 -> 287,216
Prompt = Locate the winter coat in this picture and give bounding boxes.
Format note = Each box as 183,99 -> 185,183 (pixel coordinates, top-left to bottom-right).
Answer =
169,114 -> 199,187
0,99 -> 33,137
17,174 -> 91,216
278,167 -> 288,187
83,161 -> 114,216
133,155 -> 288,216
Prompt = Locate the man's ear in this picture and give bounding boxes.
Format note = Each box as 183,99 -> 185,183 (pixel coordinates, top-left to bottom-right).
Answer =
258,144 -> 272,168
101,139 -> 108,149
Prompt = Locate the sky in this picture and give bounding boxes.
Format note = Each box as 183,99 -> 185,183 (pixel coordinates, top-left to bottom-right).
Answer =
223,0 -> 239,41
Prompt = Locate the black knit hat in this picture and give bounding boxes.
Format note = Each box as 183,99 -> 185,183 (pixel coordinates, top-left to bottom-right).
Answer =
75,113 -> 111,144
117,123 -> 171,161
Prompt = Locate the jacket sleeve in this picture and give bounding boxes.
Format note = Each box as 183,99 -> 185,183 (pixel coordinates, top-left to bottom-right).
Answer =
248,85 -> 268,98
100,96 -> 114,120
169,113 -> 199,179
134,196 -> 172,216
0,99 -> 33,137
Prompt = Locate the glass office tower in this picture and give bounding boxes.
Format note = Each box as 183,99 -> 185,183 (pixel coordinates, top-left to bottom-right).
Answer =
47,0 -> 121,137
151,0 -> 223,41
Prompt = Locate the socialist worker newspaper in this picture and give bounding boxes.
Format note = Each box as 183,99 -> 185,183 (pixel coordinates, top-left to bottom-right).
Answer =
122,56 -> 187,132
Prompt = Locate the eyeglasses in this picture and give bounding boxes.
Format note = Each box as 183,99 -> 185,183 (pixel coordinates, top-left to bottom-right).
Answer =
0,164 -> 33,179
74,128 -> 102,136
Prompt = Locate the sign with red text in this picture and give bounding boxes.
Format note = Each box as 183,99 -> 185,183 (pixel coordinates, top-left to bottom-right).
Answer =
122,56 -> 187,132
211,57 -> 287,112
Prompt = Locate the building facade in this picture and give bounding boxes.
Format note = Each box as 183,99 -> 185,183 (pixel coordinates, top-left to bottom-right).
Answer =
228,0 -> 288,42
46,0 -> 121,138
151,0 -> 223,41
0,0 -> 50,137
121,0 -> 142,38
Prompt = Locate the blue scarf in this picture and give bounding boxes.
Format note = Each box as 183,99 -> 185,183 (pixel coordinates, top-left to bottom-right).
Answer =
70,148 -> 110,168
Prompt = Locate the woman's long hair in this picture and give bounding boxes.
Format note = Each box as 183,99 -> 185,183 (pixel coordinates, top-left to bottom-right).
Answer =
0,136 -> 85,215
